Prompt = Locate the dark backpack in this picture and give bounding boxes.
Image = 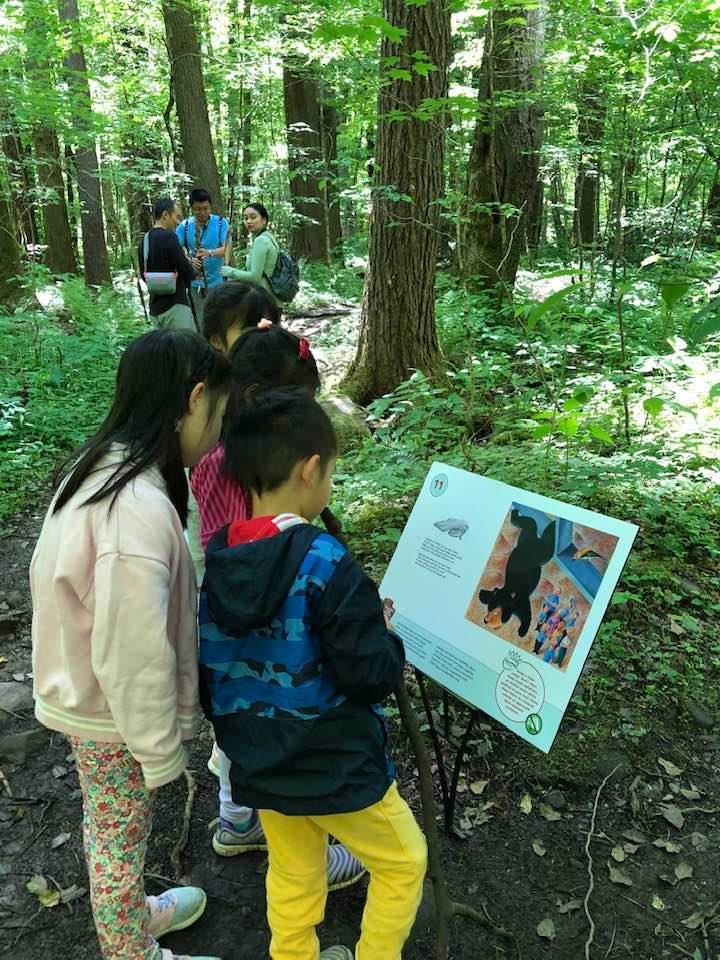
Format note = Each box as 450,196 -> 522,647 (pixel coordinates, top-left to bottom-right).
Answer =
265,237 -> 300,303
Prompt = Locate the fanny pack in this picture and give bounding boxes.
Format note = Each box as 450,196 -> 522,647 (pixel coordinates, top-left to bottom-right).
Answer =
143,232 -> 177,294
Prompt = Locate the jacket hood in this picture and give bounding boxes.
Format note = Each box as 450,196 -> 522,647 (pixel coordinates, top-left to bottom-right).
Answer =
204,522 -> 322,634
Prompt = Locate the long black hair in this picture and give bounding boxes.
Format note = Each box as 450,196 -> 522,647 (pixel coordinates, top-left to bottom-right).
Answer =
225,325 -> 320,420
53,329 -> 231,526
202,281 -> 281,348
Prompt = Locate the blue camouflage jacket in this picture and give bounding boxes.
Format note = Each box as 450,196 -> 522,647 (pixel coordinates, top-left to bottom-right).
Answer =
199,520 -> 405,815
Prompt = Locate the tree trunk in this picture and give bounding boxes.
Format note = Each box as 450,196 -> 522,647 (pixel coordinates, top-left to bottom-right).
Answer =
64,144 -> 80,265
623,152 -> 641,262
0,169 -> 22,298
321,97 -> 343,254
33,126 -> 78,275
58,0 -> 111,285
458,1 -> 545,292
573,83 -> 604,249
162,0 -> 224,212
283,57 -> 328,261
341,0 -> 451,404
100,153 -> 124,260
1,118 -> 38,247
526,177 -> 544,255
705,162 -> 720,247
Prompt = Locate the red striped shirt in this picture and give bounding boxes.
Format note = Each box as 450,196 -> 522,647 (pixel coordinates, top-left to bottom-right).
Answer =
190,443 -> 252,549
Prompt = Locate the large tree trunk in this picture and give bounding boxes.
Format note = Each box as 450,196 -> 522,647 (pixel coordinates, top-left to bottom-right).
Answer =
341,0 -> 450,404
162,0 -> 224,212
0,169 -> 22,298
33,126 -> 78,275
283,57 -> 329,262
58,0 -> 111,285
574,82 -> 604,248
458,1 -> 544,292
321,97 -> 343,254
1,118 -> 39,248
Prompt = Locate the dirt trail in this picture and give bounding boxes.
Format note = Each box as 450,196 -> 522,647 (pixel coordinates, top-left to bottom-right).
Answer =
1,307 -> 719,959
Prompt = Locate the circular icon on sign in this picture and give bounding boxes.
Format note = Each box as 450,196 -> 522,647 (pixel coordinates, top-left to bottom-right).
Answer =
430,473 -> 449,498
525,713 -> 543,735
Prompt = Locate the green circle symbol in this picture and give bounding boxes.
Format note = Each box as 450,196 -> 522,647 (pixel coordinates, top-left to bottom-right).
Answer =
525,713 -> 543,735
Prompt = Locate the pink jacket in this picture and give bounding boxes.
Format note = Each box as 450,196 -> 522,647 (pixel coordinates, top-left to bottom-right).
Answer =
190,443 -> 251,549
30,453 -> 199,790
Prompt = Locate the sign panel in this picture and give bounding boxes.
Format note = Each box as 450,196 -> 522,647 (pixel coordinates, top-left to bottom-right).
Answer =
380,463 -> 638,752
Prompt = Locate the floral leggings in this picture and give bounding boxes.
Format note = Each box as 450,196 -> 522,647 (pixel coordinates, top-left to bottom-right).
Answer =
70,739 -> 167,960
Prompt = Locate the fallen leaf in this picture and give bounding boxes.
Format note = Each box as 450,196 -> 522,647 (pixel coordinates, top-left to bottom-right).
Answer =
557,897 -> 582,915
652,895 -> 665,911
539,802 -> 562,821
470,780 -> 489,796
59,884 -> 86,904
52,765 -> 68,779
50,832 -> 71,849
623,829 -> 646,844
26,875 -> 60,908
0,656 -> 7,665
537,918 -> 556,941
660,803 -> 685,829
692,949 -> 703,960
691,832 -> 709,852
623,842 -> 640,854
520,793 -> 532,815
658,757 -> 683,777
11,672 -> 25,682
532,839 -> 547,857
456,780 -> 468,794
682,910 -> 712,930
608,863 -> 633,886
680,788 -> 701,801
674,861 -> 693,881
611,845 -> 626,862
653,838 -> 682,853
668,620 -> 684,636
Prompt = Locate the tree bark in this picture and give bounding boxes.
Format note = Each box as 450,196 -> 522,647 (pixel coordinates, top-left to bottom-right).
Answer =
58,0 -> 111,285
321,97 -> 343,254
341,0 -> 450,404
283,57 -> 328,261
33,126 -> 78,275
574,82 -> 604,248
227,0 -> 252,229
162,0 -> 224,213
458,1 -> 545,292
0,168 -> 22,298
1,118 -> 38,247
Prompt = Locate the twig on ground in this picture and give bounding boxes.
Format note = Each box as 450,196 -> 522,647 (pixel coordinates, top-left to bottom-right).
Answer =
15,822 -> 50,859
617,894 -> 685,939
0,768 -> 11,796
170,769 -> 197,881
584,766 -> 619,960
605,902 -> 617,957
145,872 -> 180,888
678,807 -> 720,815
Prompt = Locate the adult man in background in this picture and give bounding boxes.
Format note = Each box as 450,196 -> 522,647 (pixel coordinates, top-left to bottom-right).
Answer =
138,197 -> 199,330
177,188 -> 230,325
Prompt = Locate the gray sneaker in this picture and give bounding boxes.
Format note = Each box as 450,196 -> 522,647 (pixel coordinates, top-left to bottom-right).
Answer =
319,948 -> 354,960
212,811 -> 268,856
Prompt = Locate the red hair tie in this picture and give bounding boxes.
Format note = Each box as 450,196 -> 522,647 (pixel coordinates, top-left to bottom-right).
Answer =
298,337 -> 311,360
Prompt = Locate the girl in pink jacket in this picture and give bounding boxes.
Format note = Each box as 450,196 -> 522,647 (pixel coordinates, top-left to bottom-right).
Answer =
31,330 -> 231,960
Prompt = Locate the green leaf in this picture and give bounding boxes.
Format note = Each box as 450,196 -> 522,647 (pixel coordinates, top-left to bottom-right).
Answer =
524,283 -> 582,331
659,280 -> 690,310
709,382 -> 720,400
643,397 -> 665,417
588,424 -> 614,444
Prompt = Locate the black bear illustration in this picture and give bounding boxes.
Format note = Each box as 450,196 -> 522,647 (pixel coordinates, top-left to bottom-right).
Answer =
479,509 -> 556,637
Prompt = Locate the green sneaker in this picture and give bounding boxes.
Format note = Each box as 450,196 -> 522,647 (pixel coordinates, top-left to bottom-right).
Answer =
147,886 -> 207,938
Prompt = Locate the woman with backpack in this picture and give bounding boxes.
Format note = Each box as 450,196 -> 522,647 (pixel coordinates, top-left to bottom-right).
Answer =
220,204 -> 298,309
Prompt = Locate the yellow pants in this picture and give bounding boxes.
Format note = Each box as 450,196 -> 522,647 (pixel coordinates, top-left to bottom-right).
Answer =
259,782 -> 427,960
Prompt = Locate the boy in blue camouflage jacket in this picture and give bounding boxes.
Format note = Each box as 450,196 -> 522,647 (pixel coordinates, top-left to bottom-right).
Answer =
199,388 -> 427,960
